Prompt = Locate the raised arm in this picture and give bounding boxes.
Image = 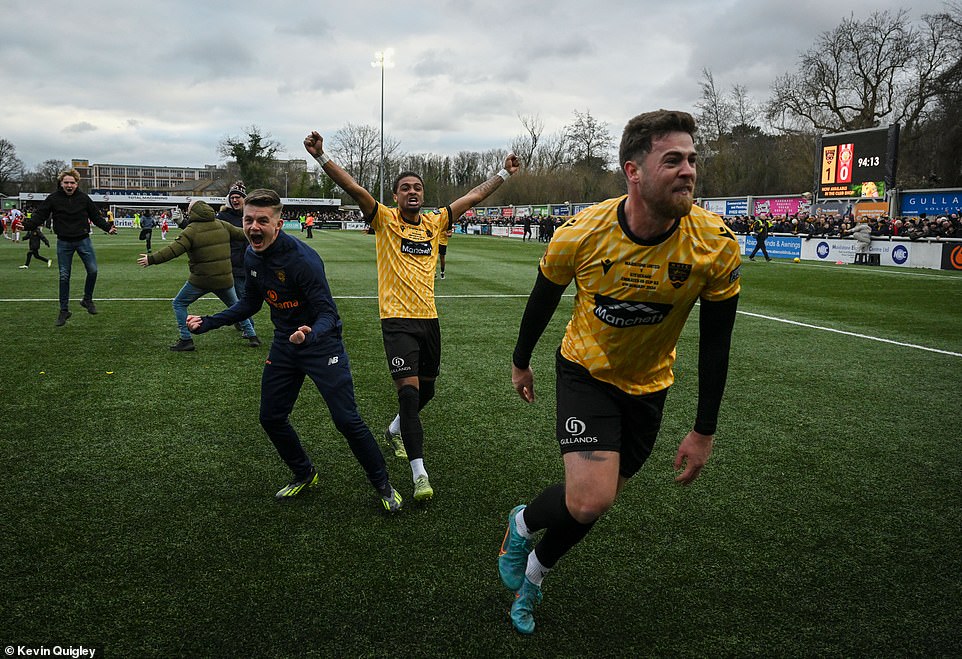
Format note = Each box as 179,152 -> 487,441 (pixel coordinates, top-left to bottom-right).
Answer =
449,152 -> 521,220
304,131 -> 377,218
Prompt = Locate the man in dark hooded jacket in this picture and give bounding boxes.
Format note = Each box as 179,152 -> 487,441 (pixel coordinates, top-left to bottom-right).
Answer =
217,181 -> 257,335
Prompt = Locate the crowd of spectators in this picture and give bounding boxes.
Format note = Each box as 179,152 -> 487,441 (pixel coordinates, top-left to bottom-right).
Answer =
723,212 -> 962,240
281,209 -> 364,223
468,211 -> 962,242
12,199 -> 962,241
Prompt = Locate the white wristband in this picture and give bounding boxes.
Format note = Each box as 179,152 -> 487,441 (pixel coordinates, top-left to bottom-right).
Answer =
315,153 -> 331,166
497,168 -> 511,181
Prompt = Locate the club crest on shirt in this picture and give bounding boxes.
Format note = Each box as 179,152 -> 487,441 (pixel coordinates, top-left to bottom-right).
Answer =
276,270 -> 286,283
668,262 -> 692,289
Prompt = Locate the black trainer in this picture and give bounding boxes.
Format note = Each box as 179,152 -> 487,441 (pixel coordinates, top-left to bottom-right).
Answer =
55,310 -> 71,326
80,299 -> 98,314
170,338 -> 195,352
244,335 -> 262,347
378,484 -> 403,513
275,467 -> 319,500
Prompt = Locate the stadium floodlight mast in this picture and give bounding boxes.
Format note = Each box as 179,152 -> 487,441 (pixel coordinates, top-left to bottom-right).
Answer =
371,48 -> 395,204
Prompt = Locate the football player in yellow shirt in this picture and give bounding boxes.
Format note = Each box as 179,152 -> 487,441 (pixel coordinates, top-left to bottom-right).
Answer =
304,130 -> 520,502
437,216 -> 454,279
498,110 -> 741,634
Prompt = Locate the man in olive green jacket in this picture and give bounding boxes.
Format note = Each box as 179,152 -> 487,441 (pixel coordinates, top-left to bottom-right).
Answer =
138,200 -> 261,351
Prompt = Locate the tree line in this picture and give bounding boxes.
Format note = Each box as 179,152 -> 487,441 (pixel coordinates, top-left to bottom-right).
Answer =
2,6 -> 959,206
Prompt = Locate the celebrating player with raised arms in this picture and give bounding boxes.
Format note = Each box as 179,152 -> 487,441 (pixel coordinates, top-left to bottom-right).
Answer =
304,130 -> 520,503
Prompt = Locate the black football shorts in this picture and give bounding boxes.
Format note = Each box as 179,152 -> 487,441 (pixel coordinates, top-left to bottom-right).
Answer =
555,350 -> 668,478
381,317 -> 442,380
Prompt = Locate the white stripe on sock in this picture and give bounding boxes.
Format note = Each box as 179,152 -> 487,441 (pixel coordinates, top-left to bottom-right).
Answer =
525,551 -> 550,587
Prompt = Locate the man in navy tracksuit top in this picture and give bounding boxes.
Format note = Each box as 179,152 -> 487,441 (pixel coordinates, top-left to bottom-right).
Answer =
186,189 -> 402,512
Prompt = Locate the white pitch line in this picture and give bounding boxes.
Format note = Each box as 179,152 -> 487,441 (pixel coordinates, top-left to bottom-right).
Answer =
737,310 -> 962,357
3,294 -> 958,357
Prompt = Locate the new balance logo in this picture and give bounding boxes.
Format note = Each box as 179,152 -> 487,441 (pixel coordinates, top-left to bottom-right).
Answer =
328,356 -> 339,365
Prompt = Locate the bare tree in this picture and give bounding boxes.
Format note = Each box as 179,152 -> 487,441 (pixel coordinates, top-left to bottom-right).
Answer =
0,138 -> 24,194
562,110 -> 613,170
934,1 -> 962,96
730,84 -> 760,128
451,150 -> 483,187
897,2 -> 962,187
695,68 -> 733,142
479,148 -> 509,177
22,159 -> 68,193
510,113 -> 544,169
766,9 -> 953,134
328,123 -> 401,195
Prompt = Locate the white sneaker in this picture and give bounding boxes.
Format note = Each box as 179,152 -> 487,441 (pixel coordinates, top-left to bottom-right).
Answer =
18,265 -> 28,269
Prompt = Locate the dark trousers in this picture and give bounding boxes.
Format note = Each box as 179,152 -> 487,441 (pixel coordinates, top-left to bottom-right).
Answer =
25,249 -> 50,266
259,339 -> 388,489
750,236 -> 769,259
139,228 -> 153,251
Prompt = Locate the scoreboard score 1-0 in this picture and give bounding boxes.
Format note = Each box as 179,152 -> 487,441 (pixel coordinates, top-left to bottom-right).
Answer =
814,125 -> 899,199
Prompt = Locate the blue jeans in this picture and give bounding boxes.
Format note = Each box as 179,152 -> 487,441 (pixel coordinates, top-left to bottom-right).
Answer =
57,237 -> 98,311
172,281 -> 255,340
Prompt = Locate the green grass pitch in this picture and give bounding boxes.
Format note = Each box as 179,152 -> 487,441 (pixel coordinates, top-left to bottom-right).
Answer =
2,228 -> 961,657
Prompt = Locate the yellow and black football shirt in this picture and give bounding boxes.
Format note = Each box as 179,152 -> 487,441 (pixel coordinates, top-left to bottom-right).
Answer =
368,202 -> 451,319
540,196 -> 741,395
439,215 -> 453,247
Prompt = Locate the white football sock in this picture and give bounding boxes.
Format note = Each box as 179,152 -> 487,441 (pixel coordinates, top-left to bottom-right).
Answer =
525,551 -> 551,587
515,509 -> 533,539
410,458 -> 428,480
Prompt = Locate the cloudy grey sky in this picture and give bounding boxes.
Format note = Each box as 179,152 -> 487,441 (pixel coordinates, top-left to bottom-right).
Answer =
0,0 -> 948,170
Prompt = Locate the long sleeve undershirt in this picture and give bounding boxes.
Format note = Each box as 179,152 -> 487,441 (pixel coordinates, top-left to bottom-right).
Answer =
512,268 -> 738,436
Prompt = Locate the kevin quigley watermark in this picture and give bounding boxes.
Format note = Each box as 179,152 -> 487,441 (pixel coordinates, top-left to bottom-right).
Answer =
5,647 -> 99,658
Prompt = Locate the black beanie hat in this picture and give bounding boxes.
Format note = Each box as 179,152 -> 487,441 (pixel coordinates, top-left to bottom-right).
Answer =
228,181 -> 247,199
